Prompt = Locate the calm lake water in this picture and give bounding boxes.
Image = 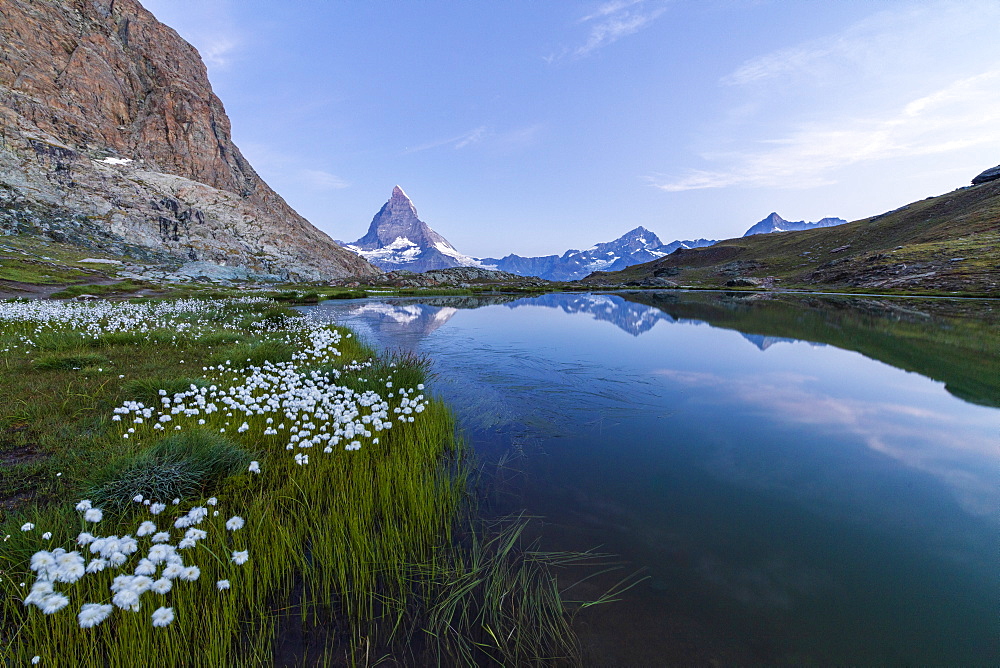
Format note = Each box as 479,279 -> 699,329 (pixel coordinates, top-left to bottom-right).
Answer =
307,291 -> 999,665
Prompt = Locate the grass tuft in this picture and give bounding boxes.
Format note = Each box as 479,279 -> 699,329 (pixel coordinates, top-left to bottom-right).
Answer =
89,430 -> 252,509
33,351 -> 109,370
120,377 -> 209,405
209,339 -> 296,367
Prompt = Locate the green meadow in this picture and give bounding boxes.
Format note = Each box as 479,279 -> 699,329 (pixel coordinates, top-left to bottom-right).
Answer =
0,296 -> 602,666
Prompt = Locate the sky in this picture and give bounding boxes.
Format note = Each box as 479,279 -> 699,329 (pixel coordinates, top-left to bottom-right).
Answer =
138,0 -> 1000,258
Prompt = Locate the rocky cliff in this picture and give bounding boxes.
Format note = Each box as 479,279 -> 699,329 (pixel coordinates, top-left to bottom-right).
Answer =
0,0 -> 375,280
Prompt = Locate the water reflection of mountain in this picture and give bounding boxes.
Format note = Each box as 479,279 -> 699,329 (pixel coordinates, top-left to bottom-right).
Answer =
322,295 -> 522,339
505,293 -> 675,336
348,302 -> 459,338
622,291 -> 1000,409
740,333 -> 804,351
336,293 -> 679,339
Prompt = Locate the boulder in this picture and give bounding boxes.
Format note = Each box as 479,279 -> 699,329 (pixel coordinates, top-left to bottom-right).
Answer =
725,277 -> 762,287
972,165 -> 1000,186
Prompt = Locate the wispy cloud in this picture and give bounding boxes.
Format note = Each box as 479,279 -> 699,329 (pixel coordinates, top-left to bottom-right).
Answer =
139,0 -> 242,69
722,3 -> 998,87
403,126 -> 490,154
547,0 -> 667,62
651,70 -> 1000,192
198,35 -> 239,68
299,169 -> 349,191
578,0 -> 645,24
493,124 -> 544,152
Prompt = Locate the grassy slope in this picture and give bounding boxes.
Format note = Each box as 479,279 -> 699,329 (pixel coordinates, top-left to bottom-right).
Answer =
586,179 -> 1000,295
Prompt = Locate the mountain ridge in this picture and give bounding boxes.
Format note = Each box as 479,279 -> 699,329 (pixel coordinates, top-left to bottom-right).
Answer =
479,228 -> 717,281
582,172 -> 1000,294
743,212 -> 848,237
0,0 -> 375,280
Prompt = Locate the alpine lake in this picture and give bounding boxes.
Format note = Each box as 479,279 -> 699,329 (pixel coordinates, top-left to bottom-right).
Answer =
305,290 -> 999,666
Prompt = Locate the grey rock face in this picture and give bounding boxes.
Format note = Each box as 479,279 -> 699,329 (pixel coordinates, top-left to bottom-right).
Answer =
972,165 -> 1000,185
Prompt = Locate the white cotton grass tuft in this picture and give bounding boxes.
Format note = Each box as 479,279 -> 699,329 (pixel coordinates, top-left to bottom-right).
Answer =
112,589 -> 140,611
151,578 -> 172,594
225,516 -> 244,531
232,550 -> 249,566
83,508 -> 103,523
40,593 -> 70,614
21,523 -> 34,532
216,579 -> 231,591
78,603 -> 113,628
248,460 -> 261,474
151,606 -> 174,627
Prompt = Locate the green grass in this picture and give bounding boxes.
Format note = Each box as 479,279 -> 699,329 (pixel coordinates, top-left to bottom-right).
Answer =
120,377 -> 209,406
0,295 -> 607,665
32,352 -> 110,370
207,339 -> 296,367
0,257 -> 93,285
88,430 -> 253,510
50,280 -> 151,299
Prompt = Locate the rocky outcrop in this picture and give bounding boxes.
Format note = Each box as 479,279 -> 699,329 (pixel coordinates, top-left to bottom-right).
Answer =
0,0 -> 375,280
360,266 -> 549,289
971,165 -> 1000,186
342,187 -> 479,272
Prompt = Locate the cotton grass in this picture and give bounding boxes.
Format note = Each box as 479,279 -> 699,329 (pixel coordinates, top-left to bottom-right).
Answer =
0,296 -> 467,665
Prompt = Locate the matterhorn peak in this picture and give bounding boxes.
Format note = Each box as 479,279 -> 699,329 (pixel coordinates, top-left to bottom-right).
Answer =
343,186 -> 481,272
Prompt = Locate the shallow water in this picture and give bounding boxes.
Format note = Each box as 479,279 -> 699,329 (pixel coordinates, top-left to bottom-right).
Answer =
308,291 -> 1000,665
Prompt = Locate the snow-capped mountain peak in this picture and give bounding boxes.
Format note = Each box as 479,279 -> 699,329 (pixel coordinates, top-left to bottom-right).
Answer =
343,187 -> 481,272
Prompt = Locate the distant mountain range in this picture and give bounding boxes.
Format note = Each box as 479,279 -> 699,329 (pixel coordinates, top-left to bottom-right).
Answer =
582,167 -> 1000,294
479,228 -> 717,281
342,187 -> 849,280
743,212 -> 848,237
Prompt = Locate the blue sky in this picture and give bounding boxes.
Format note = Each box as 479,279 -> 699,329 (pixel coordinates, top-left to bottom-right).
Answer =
139,0 -> 1000,257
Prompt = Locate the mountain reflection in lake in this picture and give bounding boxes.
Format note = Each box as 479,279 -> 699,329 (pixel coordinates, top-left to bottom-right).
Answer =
307,292 -> 1000,665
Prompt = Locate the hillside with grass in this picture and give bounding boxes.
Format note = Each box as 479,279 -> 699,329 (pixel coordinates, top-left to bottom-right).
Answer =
584,176 -> 1000,295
